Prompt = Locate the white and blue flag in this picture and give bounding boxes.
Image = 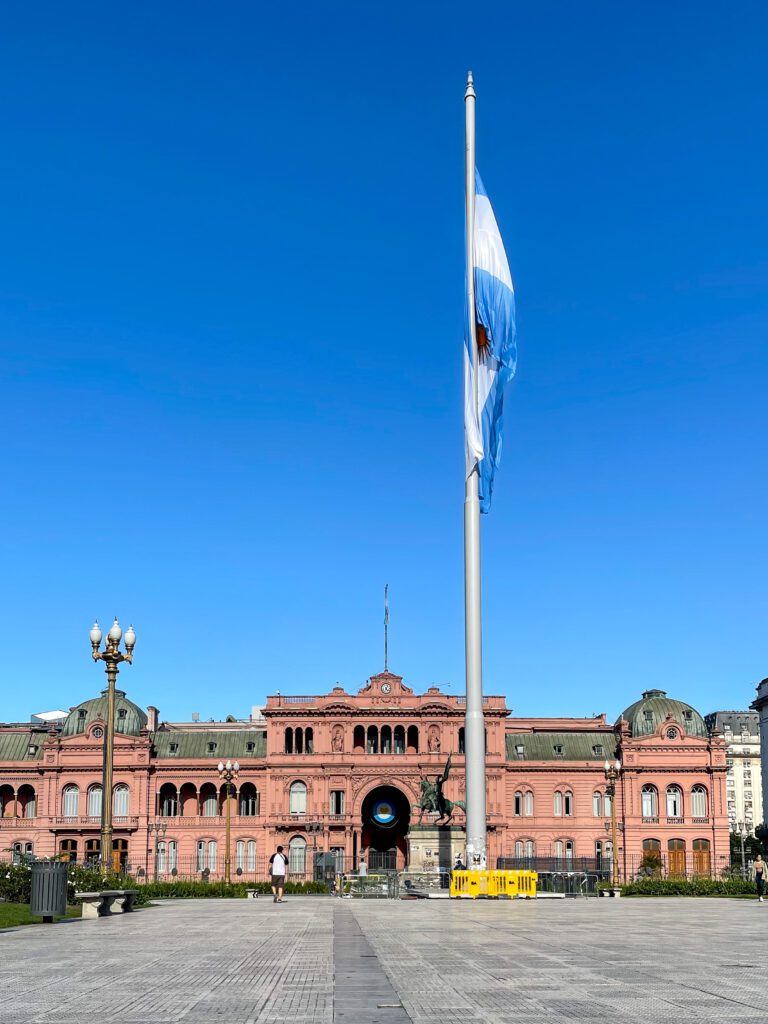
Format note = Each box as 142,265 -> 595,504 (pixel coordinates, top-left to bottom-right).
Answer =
464,170 -> 517,513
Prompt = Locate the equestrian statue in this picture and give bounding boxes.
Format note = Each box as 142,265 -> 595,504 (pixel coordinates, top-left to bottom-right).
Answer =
418,754 -> 466,824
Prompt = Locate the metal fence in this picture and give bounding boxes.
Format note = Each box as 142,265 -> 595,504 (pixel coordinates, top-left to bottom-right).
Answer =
498,852 -> 742,882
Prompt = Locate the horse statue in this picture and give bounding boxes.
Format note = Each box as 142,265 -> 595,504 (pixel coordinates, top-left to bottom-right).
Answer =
418,755 -> 466,824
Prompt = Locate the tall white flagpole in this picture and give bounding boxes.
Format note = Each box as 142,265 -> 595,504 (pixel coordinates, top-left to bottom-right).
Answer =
463,70 -> 487,869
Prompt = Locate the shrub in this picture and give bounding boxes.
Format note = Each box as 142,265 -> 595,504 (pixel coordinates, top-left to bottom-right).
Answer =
136,879 -> 329,900
622,876 -> 755,897
0,861 -> 149,906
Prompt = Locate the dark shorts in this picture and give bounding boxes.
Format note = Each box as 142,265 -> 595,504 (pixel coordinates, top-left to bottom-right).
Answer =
271,874 -> 285,887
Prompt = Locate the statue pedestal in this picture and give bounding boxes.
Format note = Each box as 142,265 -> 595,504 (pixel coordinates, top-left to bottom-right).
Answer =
407,824 -> 465,872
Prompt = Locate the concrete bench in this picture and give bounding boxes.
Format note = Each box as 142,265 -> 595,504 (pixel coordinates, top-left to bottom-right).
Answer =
245,888 -> 259,899
75,889 -> 138,919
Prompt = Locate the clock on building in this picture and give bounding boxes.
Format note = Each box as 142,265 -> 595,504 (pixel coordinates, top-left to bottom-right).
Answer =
381,682 -> 391,694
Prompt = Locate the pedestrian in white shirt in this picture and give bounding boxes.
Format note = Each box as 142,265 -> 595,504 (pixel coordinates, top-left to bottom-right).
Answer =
269,845 -> 287,903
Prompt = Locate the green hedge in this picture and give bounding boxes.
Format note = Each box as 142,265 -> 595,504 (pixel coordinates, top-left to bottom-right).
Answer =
137,879 -> 329,900
621,877 -> 756,897
0,863 -> 146,905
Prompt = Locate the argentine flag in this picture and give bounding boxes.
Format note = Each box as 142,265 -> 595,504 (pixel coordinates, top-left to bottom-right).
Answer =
464,170 -> 517,513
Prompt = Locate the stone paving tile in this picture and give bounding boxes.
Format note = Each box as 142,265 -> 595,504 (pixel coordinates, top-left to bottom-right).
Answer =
1,896 -> 766,1023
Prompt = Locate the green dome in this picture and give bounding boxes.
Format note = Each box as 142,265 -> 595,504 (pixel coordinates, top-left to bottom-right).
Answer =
618,689 -> 708,739
62,690 -> 148,737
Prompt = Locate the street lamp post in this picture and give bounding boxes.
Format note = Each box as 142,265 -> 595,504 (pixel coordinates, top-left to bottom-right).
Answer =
90,618 -> 136,876
148,821 -> 168,882
737,820 -> 747,879
306,821 -> 323,881
604,758 -> 622,889
217,759 -> 240,884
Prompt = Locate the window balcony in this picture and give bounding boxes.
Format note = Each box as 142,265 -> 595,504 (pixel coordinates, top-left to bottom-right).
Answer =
691,817 -> 710,825
666,816 -> 685,825
52,816 -> 139,829
641,816 -> 659,824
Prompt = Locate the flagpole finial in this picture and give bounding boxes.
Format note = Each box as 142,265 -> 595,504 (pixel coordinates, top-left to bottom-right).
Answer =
465,70 -> 475,100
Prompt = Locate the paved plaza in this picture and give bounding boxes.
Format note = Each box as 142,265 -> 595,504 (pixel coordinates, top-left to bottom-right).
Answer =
1,896 -> 766,1023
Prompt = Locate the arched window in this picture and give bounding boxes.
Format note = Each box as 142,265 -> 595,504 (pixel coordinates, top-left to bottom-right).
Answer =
63,785 -> 79,817
407,725 -> 419,753
666,786 -> 683,818
18,785 -> 36,818
524,791 -> 534,817
604,790 -> 612,816
555,839 -> 574,863
289,781 -> 307,815
353,725 -> 365,752
157,841 -> 167,874
563,791 -> 573,817
247,840 -> 256,871
593,791 -> 602,817
554,791 -> 563,816
367,726 -> 379,755
554,840 -> 563,860
289,835 -> 307,874
87,785 -> 103,818
113,785 -> 129,817
159,784 -> 179,817
284,728 -> 293,754
0,784 -> 14,817
200,784 -> 218,817
179,783 -> 197,817
691,785 -> 708,818
641,785 -> 658,818
207,840 -> 217,872
239,783 -> 259,816
514,791 -> 523,816
394,726 -> 405,754
305,727 -> 314,754
693,838 -> 711,876
515,840 -> 524,858
380,726 -> 392,754
59,839 -> 78,862
196,840 -> 206,871
295,728 -> 304,755
458,727 -> 465,754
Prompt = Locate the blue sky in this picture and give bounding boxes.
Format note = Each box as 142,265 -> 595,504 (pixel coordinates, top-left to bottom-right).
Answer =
1,2 -> 766,724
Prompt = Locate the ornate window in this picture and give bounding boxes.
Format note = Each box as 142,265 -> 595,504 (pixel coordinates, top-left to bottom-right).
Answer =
563,791 -> 573,817
201,785 -> 218,817
641,785 -> 658,818
524,791 -> 534,816
289,781 -> 307,815
691,785 -> 708,818
63,785 -> 80,817
593,791 -> 602,817
666,786 -> 683,818
289,835 -> 307,874
239,783 -> 259,816
604,790 -> 612,816
207,840 -> 217,871
159,784 -> 178,817
113,785 -> 129,817
247,840 -> 256,871
554,791 -> 563,816
514,792 -> 523,816
330,790 -> 345,815
394,726 -> 405,754
87,785 -> 103,818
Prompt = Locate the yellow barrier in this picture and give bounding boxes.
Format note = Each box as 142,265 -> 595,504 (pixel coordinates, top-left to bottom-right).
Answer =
449,870 -> 538,899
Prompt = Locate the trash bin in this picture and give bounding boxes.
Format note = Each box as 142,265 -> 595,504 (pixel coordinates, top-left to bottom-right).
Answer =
30,861 -> 68,923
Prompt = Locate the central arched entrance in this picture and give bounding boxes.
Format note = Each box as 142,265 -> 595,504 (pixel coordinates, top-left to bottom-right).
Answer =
361,785 -> 411,870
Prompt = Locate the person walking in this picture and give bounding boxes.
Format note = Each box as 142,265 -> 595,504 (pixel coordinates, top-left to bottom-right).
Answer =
269,845 -> 287,903
755,853 -> 765,902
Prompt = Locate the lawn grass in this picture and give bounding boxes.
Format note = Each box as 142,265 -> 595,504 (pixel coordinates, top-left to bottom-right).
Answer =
0,903 -> 82,929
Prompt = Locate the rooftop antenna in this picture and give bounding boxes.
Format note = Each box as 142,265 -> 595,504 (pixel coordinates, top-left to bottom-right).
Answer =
384,583 -> 389,672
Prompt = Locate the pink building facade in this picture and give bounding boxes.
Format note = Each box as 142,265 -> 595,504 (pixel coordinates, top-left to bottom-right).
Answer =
0,671 -> 729,880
